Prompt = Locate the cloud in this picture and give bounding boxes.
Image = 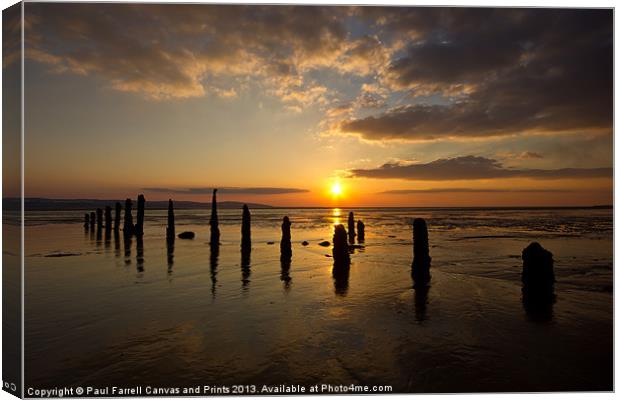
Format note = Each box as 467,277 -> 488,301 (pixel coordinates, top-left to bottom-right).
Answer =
143,187 -> 309,195
23,5 -> 612,141
350,156 -> 612,181
2,5 -> 22,68
518,151 -> 543,159
336,8 -> 612,141
25,4 -> 349,104
380,188 -> 578,194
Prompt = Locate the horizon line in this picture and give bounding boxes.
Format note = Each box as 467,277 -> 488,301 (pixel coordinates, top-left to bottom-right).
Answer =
3,197 -> 613,210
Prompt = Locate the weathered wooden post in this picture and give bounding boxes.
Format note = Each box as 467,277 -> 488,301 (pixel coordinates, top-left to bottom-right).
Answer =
104,206 -> 112,230
332,224 -> 350,265
96,208 -> 103,230
357,220 -> 365,243
114,228 -> 120,257
95,208 -> 103,244
114,202 -> 122,231
210,242 -> 219,297
522,242 -> 555,290
280,216 -> 292,260
347,212 -> 356,244
332,224 -> 350,296
521,242 -> 555,321
166,199 -> 175,242
210,189 -> 220,246
84,213 -> 90,229
241,204 -> 251,250
104,206 -> 112,246
136,235 -> 144,272
167,237 -> 174,274
123,198 -> 134,236
135,194 -> 145,236
240,204 -> 251,288
412,218 -> 431,285
90,212 -> 96,230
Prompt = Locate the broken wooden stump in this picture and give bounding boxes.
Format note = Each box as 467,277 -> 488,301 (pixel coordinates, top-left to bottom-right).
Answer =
412,218 -> 431,285
96,208 -> 103,230
332,224 -> 351,266
104,206 -> 112,230
166,199 -> 175,242
210,189 -> 220,246
241,204 -> 251,251
280,216 -> 292,260
114,202 -> 122,231
347,212 -> 356,244
135,194 -> 145,236
357,220 -> 365,243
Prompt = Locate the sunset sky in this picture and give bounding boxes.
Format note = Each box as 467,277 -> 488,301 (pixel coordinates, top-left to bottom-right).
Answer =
9,4 -> 613,206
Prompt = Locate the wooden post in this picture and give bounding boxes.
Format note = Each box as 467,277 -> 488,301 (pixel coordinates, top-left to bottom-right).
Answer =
114,202 -> 122,231
332,224 -> 350,265
412,218 -> 431,285
96,208 -> 103,229
347,212 -> 356,244
280,216 -> 292,260
241,204 -> 251,250
357,220 -> 365,243
104,206 -> 112,230
210,189 -> 220,246
166,199 -> 175,242
135,194 -> 145,236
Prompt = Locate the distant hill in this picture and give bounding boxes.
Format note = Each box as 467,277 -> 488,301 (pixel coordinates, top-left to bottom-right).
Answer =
3,198 -> 273,211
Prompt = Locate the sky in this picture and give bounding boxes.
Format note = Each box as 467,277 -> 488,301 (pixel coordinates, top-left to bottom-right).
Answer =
7,4 -> 613,206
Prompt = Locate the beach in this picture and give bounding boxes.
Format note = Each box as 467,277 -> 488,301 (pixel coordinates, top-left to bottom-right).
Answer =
23,207 -> 613,392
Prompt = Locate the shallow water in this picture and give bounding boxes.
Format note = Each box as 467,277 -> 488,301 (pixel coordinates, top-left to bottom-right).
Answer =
24,208 -> 612,392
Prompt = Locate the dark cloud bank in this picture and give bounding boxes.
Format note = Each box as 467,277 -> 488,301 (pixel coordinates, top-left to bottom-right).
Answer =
342,8 -> 612,140
351,156 -> 612,181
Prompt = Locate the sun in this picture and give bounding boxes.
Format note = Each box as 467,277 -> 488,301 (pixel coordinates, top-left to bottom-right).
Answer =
331,182 -> 343,197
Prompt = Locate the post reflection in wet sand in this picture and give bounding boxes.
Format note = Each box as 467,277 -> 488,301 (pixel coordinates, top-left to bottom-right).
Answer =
413,284 -> 430,322
114,230 -> 120,258
240,246 -> 251,290
522,290 -> 556,323
104,227 -> 111,250
136,235 -> 144,273
280,256 -> 292,291
167,238 -> 175,276
210,243 -> 219,298
123,234 -> 132,266
332,263 -> 350,296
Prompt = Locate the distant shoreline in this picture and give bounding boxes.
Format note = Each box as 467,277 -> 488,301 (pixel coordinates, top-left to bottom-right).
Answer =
1,198 -> 613,211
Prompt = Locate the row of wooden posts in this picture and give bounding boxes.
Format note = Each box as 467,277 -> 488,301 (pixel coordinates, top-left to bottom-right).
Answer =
83,189 -> 555,294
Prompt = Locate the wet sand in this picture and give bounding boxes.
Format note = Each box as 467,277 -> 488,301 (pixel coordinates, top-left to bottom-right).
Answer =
24,208 -> 612,392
